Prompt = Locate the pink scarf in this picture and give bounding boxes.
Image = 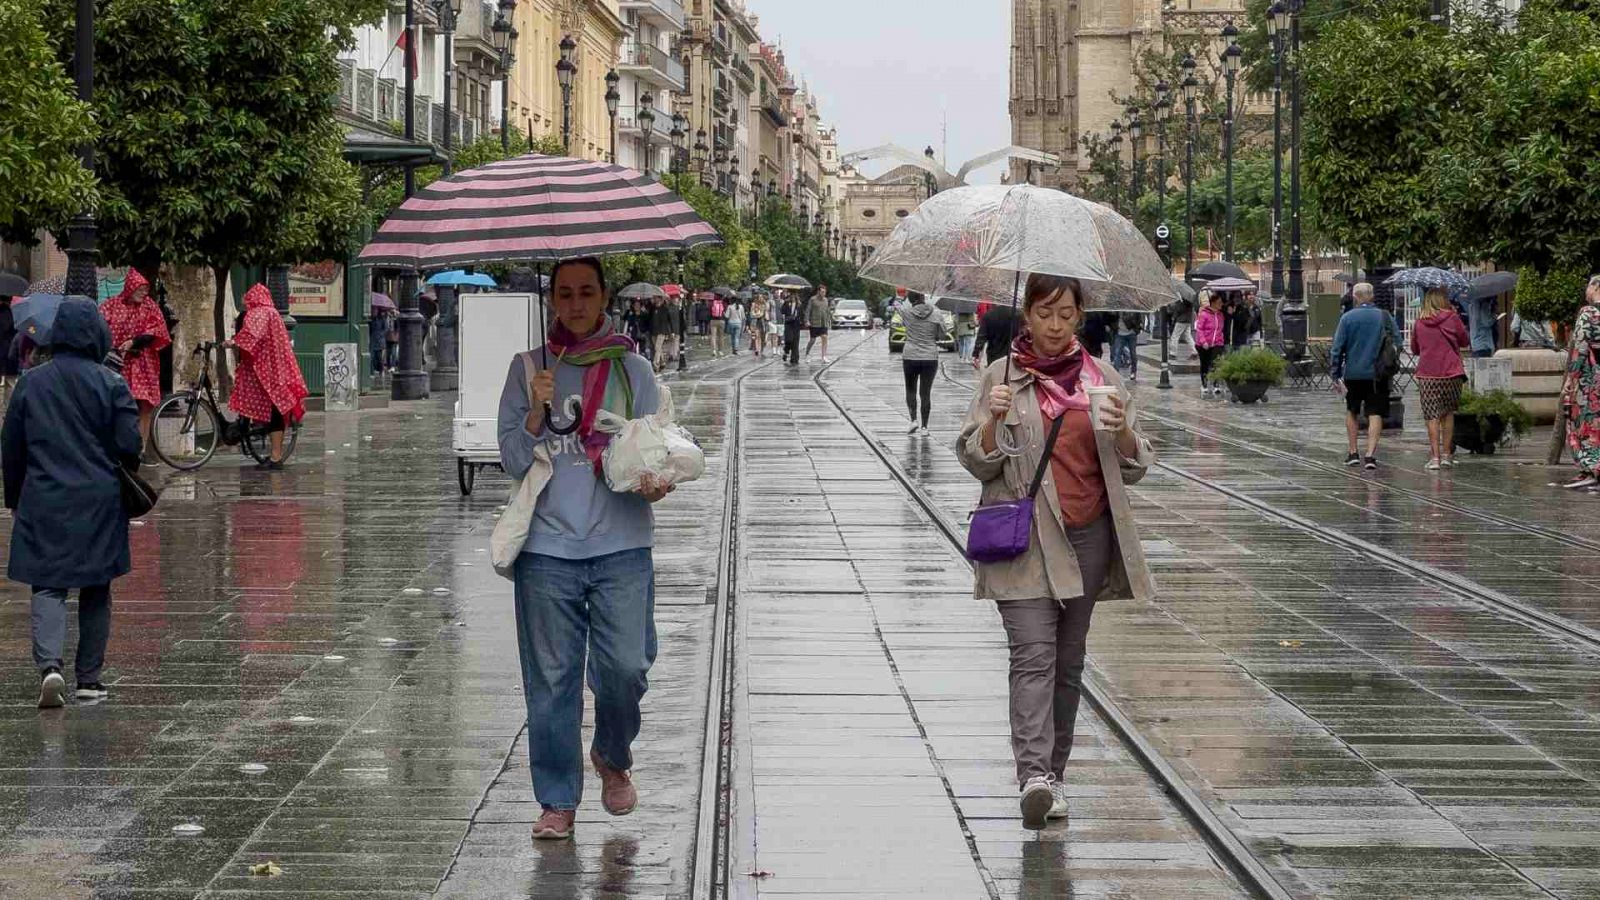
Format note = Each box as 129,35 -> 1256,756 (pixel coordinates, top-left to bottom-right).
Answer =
546,317 -> 637,475
1010,331 -> 1105,418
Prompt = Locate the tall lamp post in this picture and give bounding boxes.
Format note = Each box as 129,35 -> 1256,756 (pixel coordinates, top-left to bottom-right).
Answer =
1154,84 -> 1170,227
434,0 -> 463,175
494,7 -> 516,154
63,0 -> 97,300
693,129 -> 709,184
1181,56 -> 1199,279
403,0 -> 417,197
1221,26 -> 1242,261
1268,2 -> 1286,300
556,34 -> 577,153
638,92 -> 656,176
1109,120 -> 1124,213
1128,108 -> 1143,219
924,145 -> 939,199
670,113 -> 687,176
604,69 -> 620,163
1287,0 -> 1306,309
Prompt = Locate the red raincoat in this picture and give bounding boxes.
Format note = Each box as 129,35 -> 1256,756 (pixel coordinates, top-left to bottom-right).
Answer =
100,270 -> 171,406
228,284 -> 308,424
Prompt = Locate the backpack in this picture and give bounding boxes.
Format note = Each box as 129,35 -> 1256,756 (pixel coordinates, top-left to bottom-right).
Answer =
710,298 -> 725,318
1374,312 -> 1400,383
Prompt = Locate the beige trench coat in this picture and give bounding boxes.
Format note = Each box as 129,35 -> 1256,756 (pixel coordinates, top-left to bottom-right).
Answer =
956,356 -> 1157,603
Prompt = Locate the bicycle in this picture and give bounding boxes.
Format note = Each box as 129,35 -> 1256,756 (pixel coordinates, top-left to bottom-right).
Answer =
149,341 -> 300,470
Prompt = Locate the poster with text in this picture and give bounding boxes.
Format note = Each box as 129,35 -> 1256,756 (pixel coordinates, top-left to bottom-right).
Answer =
289,262 -> 345,319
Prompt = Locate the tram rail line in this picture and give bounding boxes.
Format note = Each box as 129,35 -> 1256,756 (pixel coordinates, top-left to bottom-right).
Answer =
933,361 -> 1600,653
817,343 -> 1295,900
690,359 -> 774,900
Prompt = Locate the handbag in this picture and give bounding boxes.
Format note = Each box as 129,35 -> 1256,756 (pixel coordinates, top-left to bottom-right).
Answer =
490,353 -> 541,579
1375,312 -> 1400,383
965,414 -> 1065,563
118,464 -> 159,519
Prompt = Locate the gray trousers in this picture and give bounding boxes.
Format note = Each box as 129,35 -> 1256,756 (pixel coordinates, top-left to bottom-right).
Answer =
31,585 -> 112,682
997,514 -> 1113,785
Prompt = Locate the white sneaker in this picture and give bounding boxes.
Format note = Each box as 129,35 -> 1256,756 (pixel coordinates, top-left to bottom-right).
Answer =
907,423 -> 919,435
821,356 -> 831,364
1425,458 -> 1441,471
1563,476 -> 1598,490
38,670 -> 65,709
1047,781 -> 1069,820
918,426 -> 929,436
1020,775 -> 1054,830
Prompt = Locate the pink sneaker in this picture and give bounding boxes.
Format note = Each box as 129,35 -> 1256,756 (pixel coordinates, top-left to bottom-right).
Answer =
532,807 -> 574,841
590,749 -> 638,816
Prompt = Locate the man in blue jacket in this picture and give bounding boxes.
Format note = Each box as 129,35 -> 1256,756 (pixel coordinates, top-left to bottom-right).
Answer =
1330,282 -> 1402,470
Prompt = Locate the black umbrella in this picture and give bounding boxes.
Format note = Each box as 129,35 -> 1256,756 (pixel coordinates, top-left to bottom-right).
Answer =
1189,261 -> 1249,281
1468,271 -> 1517,301
1331,272 -> 1357,284
0,272 -> 29,297
710,286 -> 739,299
618,282 -> 667,301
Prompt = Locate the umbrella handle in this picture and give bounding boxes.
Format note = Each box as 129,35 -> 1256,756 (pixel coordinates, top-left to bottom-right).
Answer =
544,399 -> 582,436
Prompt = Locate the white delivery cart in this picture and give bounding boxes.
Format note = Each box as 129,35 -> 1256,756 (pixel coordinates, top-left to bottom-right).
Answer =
454,292 -> 541,495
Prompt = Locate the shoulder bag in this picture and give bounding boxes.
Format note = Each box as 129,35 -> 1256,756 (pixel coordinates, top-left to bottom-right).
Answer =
490,352 -> 544,579
1375,312 -> 1400,383
119,464 -> 159,519
965,413 -> 1066,563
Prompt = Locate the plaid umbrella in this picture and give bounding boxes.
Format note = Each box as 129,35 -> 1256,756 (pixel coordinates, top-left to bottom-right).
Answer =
1384,267 -> 1470,297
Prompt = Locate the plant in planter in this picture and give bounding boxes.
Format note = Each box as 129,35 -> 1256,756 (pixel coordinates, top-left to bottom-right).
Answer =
1515,268 -> 1588,344
1454,388 -> 1534,455
1211,348 -> 1287,404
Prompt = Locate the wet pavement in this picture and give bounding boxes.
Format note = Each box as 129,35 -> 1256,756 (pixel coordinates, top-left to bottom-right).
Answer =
2,329 -> 1598,898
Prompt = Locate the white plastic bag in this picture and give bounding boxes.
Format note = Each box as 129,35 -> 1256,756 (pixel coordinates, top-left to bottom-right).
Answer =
593,393 -> 705,493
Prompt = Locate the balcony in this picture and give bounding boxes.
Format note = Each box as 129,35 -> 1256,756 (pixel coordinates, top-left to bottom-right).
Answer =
619,39 -> 686,91
759,94 -> 787,127
620,0 -> 686,30
732,56 -> 755,90
713,85 -> 731,113
711,21 -> 731,60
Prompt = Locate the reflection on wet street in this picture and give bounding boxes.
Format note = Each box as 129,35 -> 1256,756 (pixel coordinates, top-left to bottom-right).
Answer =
2,330 -> 1598,898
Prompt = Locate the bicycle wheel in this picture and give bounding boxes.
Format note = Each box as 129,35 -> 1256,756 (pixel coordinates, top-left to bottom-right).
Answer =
243,421 -> 300,466
151,393 -> 220,470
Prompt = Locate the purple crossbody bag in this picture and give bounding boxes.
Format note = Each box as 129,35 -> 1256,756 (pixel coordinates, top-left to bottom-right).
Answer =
965,414 -> 1064,563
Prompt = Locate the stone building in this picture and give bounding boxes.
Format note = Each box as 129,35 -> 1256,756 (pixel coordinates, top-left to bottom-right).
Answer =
1010,0 -> 1247,187
837,164 -> 930,264
614,0 -> 687,174
507,0 -> 626,161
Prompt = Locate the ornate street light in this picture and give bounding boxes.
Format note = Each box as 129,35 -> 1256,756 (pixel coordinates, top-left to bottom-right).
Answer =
494,7 -> 516,153
1128,108 -> 1143,212
1268,1 -> 1286,300
693,128 -> 709,183
1109,120 -> 1124,213
1287,0 -> 1305,308
1222,30 -> 1243,262
669,112 -> 686,175
556,33 -> 577,153
62,0 -> 97,299
638,92 -> 656,176
604,69 -> 620,164
1181,54 -> 1198,278
433,0 -> 465,174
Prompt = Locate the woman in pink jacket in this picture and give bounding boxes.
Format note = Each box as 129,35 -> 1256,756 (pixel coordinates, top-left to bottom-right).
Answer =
1194,292 -> 1227,397
1410,288 -> 1470,469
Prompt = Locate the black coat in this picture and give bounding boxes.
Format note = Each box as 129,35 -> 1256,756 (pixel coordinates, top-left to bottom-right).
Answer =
972,306 -> 1021,365
3,297 -> 142,588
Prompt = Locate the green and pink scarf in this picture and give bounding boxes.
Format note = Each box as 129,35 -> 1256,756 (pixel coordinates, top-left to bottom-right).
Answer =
547,317 -> 637,475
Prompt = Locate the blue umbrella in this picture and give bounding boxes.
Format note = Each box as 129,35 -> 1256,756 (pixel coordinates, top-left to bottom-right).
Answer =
13,293 -> 65,340
1384,266 -> 1470,298
426,270 -> 497,288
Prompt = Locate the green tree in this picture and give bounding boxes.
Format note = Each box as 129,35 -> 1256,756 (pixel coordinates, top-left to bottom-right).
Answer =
0,0 -> 96,244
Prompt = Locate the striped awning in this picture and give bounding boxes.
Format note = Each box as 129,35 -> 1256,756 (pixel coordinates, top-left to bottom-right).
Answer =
358,154 -> 724,269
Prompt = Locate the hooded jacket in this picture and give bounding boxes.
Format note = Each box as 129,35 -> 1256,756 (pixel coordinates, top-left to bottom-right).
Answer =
1410,309 -> 1470,379
896,300 -> 945,362
3,296 -> 142,587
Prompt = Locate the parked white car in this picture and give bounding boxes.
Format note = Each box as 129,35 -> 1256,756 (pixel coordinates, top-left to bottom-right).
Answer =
831,298 -> 871,329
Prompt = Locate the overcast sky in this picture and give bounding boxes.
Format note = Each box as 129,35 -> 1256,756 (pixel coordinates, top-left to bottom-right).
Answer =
748,0 -> 1010,183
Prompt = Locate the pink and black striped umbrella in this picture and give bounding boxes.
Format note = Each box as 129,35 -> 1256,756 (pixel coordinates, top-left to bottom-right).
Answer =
358,154 -> 723,268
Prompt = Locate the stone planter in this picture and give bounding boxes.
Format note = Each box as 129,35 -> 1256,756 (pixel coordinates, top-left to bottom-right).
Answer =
1226,379 -> 1274,404
1453,413 -> 1507,455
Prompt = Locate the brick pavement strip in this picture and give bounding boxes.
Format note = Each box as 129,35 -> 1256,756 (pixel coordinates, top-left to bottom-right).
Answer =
829,335 -> 1600,899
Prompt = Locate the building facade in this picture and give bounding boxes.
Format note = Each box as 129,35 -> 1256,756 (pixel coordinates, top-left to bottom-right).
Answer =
615,0 -> 687,173
507,0 -> 626,160
838,164 -> 930,263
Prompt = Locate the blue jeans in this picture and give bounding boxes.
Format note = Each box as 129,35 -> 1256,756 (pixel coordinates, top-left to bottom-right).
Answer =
1111,333 -> 1138,374
725,320 -> 742,353
512,548 -> 657,810
957,334 -> 975,359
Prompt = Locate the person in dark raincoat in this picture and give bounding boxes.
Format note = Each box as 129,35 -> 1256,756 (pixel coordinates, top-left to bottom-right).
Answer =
3,296 -> 142,709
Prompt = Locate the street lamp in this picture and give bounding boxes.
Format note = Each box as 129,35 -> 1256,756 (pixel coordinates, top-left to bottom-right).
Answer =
1109,121 -> 1124,213
494,7 -> 515,153
556,33 -> 577,153
1222,25 -> 1242,262
1268,1 -> 1286,300
433,0 -> 464,174
638,92 -> 656,176
62,0 -> 97,299
1128,109 -> 1143,218
1287,0 -> 1306,309
604,69 -> 620,164
1154,82 -> 1170,228
1181,55 -> 1198,279
693,128 -> 709,183
670,112 -> 686,176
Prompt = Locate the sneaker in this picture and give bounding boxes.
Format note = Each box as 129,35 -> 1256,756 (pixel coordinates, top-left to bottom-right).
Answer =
1443,456 -> 1457,468
532,807 -> 575,840
1364,456 -> 1378,471
74,682 -> 108,700
1425,458 -> 1441,471
590,749 -> 637,816
908,423 -> 920,435
1344,452 -> 1361,466
918,426 -> 930,436
1020,775 -> 1054,830
1047,781 -> 1070,820
821,356 -> 831,364
38,669 -> 65,709
1562,475 -> 1598,490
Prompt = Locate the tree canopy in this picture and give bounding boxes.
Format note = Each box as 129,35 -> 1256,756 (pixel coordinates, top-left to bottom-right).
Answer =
0,0 -> 96,244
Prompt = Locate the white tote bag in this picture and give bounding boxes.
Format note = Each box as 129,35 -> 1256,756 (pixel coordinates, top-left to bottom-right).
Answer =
490,353 -> 548,579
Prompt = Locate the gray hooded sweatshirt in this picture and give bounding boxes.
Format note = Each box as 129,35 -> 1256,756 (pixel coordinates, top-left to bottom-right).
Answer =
897,301 -> 944,362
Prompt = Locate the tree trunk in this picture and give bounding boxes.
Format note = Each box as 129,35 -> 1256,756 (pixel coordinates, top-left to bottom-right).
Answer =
211,263 -> 233,398
1547,411 -> 1569,465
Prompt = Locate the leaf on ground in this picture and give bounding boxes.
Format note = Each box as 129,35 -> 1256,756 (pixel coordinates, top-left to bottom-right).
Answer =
249,862 -> 282,877
1277,639 -> 1304,648
745,870 -> 774,879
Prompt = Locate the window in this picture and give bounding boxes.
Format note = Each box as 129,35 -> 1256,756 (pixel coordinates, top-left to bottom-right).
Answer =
895,209 -> 910,218
862,209 -> 876,218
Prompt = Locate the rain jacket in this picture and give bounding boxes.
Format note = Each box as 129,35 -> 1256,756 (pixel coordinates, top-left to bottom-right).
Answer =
896,301 -> 944,362
1195,306 -> 1226,349
957,355 -> 1155,603
1330,304 -> 1402,381
1411,310 -> 1470,379
229,285 -> 308,423
3,297 -> 141,587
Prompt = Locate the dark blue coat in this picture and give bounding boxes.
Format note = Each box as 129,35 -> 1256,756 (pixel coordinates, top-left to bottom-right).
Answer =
3,297 -> 142,588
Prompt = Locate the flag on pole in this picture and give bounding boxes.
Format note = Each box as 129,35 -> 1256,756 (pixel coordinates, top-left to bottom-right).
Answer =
394,28 -> 418,80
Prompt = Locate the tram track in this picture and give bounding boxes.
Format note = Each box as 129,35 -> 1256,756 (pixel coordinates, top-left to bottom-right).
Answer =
934,361 -> 1600,654
815,340 -> 1295,900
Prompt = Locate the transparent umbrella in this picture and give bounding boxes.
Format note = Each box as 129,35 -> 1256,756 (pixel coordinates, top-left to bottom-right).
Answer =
858,184 -> 1177,312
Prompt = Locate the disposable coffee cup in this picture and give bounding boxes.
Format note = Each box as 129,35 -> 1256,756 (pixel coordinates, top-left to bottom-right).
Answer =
1085,386 -> 1118,431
